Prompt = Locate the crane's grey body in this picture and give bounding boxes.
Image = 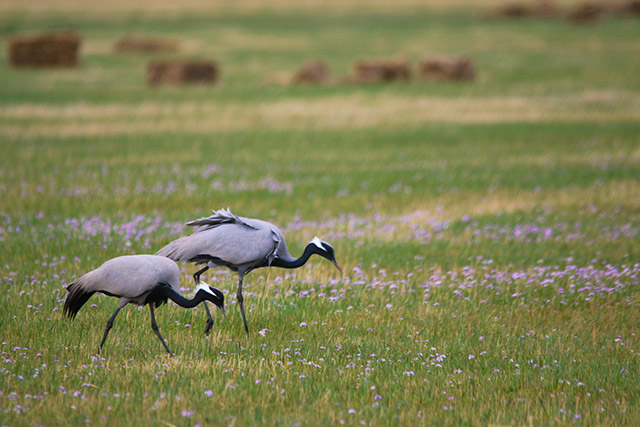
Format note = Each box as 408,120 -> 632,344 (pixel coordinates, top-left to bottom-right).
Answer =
64,254 -> 225,355
157,209 -> 341,336
157,210 -> 289,274
69,255 -> 180,306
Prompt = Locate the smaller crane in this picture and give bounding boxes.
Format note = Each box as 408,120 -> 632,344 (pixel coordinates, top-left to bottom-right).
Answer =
63,254 -> 225,355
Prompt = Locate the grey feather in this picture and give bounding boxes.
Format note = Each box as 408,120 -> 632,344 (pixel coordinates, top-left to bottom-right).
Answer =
157,211 -> 285,269
186,208 -> 258,232
65,255 -> 180,318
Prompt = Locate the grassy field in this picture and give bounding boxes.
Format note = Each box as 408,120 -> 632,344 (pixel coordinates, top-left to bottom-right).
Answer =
1,1 -> 640,425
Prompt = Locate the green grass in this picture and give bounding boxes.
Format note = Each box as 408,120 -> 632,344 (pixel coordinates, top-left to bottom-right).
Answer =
1,2 -> 639,425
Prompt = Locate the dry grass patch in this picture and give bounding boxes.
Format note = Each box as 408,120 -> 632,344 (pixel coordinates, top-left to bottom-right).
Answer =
404,178 -> 640,223
0,0 -> 536,16
2,91 -> 640,138
113,36 -> 179,53
470,179 -> 639,214
214,28 -> 309,53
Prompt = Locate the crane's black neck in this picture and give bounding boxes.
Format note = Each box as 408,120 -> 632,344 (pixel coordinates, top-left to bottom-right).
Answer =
158,285 -> 207,308
270,244 -> 319,269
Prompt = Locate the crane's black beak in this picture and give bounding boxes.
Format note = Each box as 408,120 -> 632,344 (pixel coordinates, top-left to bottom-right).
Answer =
332,259 -> 343,274
219,306 -> 228,319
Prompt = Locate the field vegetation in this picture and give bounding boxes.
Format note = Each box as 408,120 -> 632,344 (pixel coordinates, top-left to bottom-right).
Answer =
1,0 -> 639,425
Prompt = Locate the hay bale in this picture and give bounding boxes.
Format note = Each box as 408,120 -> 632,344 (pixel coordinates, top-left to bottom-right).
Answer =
290,60 -> 330,85
147,60 -> 219,86
486,1 -> 559,18
492,3 -> 530,17
567,2 -> 603,23
529,0 -> 560,17
353,58 -> 411,83
604,0 -> 640,15
7,31 -> 81,68
626,0 -> 640,14
418,57 -> 476,81
113,36 -> 178,53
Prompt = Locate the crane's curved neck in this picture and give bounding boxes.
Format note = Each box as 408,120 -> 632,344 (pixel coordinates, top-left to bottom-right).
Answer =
160,286 -> 206,308
271,244 -> 317,269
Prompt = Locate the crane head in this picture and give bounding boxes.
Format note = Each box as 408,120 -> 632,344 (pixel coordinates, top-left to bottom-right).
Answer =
310,237 -> 342,274
196,282 -> 227,318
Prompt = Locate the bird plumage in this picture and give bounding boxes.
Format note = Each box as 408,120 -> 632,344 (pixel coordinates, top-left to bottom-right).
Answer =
64,255 -> 180,319
63,254 -> 225,355
157,208 -> 285,269
156,209 -> 341,335
186,208 -> 257,232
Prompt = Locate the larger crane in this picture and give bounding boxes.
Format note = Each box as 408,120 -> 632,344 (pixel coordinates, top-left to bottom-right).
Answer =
157,209 -> 341,335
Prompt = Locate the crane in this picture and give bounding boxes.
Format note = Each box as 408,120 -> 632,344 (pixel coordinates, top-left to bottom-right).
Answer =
63,254 -> 225,355
157,209 -> 341,335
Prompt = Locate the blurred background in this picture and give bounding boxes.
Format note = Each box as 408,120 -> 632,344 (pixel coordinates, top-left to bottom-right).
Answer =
2,1 -> 640,425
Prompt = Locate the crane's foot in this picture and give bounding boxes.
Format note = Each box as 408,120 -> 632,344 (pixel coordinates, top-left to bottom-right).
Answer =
204,318 -> 214,336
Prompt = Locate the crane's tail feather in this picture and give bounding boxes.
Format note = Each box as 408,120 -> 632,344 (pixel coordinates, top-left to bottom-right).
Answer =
63,281 -> 95,320
186,208 -> 257,232
155,235 -> 193,261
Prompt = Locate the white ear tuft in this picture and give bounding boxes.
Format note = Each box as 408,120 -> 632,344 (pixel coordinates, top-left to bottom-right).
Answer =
196,282 -> 215,296
310,236 -> 324,249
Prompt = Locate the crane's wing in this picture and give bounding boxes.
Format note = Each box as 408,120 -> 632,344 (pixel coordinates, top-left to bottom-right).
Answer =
89,255 -> 180,297
186,208 -> 257,233
157,222 -> 279,267
64,255 -> 179,318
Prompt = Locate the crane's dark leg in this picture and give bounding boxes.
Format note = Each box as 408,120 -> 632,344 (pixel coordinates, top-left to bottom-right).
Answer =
237,275 -> 249,336
149,304 -> 172,356
193,266 -> 214,335
203,303 -> 214,336
193,266 -> 209,284
98,305 -> 123,354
